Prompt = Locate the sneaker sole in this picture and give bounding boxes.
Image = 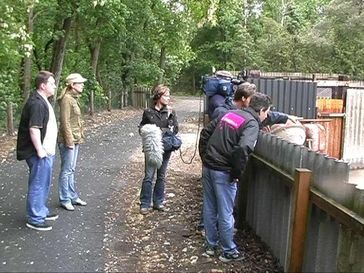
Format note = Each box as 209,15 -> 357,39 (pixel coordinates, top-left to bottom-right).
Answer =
26,223 -> 52,231
73,202 -> 87,206
45,215 -> 59,221
140,208 -> 150,215
61,204 -> 75,211
218,255 -> 244,263
153,207 -> 165,212
202,252 -> 215,258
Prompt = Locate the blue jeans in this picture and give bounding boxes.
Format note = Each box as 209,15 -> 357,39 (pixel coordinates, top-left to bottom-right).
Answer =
202,165 -> 237,253
140,151 -> 172,208
58,143 -> 80,205
26,155 -> 55,224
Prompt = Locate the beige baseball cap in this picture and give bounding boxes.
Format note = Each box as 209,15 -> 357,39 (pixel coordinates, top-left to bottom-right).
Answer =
66,73 -> 87,84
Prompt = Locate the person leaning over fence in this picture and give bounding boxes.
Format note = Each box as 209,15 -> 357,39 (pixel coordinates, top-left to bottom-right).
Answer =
198,93 -> 272,262
16,71 -> 58,231
138,84 -> 179,215
197,82 -> 256,232
211,82 -> 256,119
57,73 -> 88,211
213,82 -> 297,126
198,83 -> 298,232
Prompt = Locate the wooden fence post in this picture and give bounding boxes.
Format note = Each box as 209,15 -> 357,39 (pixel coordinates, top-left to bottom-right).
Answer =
119,90 -> 124,109
107,89 -> 112,111
288,168 -> 312,273
6,102 -> 15,136
125,88 -> 129,107
145,88 -> 150,108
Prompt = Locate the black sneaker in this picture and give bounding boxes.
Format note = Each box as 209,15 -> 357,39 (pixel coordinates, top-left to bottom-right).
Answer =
45,214 -> 59,221
218,251 -> 245,263
26,222 -> 52,231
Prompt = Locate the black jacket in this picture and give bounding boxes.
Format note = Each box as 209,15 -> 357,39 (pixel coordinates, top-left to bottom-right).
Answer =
212,103 -> 288,126
199,107 -> 261,178
16,91 -> 50,160
139,106 -> 179,134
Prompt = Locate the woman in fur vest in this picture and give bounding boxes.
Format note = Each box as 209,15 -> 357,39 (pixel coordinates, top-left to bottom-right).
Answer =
139,85 -> 179,215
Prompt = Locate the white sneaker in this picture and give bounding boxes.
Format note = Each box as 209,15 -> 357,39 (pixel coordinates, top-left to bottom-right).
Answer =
73,198 -> 87,206
61,202 -> 75,211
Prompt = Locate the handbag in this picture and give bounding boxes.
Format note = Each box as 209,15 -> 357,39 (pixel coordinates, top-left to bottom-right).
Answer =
162,130 -> 182,152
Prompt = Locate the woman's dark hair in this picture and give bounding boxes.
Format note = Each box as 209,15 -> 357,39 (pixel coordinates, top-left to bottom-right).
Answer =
35,71 -> 54,89
249,93 -> 272,112
152,84 -> 170,103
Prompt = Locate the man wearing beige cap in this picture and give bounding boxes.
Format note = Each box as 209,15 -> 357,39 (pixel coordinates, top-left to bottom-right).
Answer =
57,73 -> 88,211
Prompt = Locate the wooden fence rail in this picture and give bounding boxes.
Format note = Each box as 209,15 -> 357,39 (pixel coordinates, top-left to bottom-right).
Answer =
240,134 -> 364,272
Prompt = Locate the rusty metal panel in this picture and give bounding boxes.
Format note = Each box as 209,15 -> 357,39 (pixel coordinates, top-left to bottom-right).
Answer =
342,89 -> 364,169
306,116 -> 343,159
252,78 -> 317,118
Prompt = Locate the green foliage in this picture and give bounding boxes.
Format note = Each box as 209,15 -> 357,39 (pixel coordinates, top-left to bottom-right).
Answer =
0,1 -> 28,103
1,0 -> 364,131
297,0 -> 364,77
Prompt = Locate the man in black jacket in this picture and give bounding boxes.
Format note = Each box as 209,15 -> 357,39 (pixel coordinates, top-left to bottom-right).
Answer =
198,92 -> 272,262
17,71 -> 58,231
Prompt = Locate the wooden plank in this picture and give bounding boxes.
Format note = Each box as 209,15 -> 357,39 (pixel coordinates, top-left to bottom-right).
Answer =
310,188 -> 364,236
288,169 -> 312,273
251,154 -> 294,187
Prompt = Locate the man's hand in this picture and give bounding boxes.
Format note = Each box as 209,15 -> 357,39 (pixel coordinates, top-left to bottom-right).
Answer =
37,148 -> 47,158
261,126 -> 271,132
287,115 -> 299,123
30,127 -> 47,158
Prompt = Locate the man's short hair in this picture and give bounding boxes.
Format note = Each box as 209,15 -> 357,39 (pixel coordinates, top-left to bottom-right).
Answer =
249,93 -> 272,112
35,71 -> 54,89
233,83 -> 256,101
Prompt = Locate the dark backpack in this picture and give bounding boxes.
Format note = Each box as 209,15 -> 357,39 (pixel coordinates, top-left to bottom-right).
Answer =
202,75 -> 233,97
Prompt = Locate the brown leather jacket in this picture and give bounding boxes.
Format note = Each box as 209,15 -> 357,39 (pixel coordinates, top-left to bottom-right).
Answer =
57,90 -> 84,146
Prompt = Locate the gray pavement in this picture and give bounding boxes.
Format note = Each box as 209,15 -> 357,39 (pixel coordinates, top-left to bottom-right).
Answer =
0,111 -> 142,272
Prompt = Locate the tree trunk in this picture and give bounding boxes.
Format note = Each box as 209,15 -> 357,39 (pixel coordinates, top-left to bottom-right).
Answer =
158,46 -> 166,84
280,0 -> 286,26
22,7 -> 34,102
192,73 -> 196,94
6,102 -> 14,136
107,89 -> 112,111
50,16 -> 73,103
89,40 -> 101,115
